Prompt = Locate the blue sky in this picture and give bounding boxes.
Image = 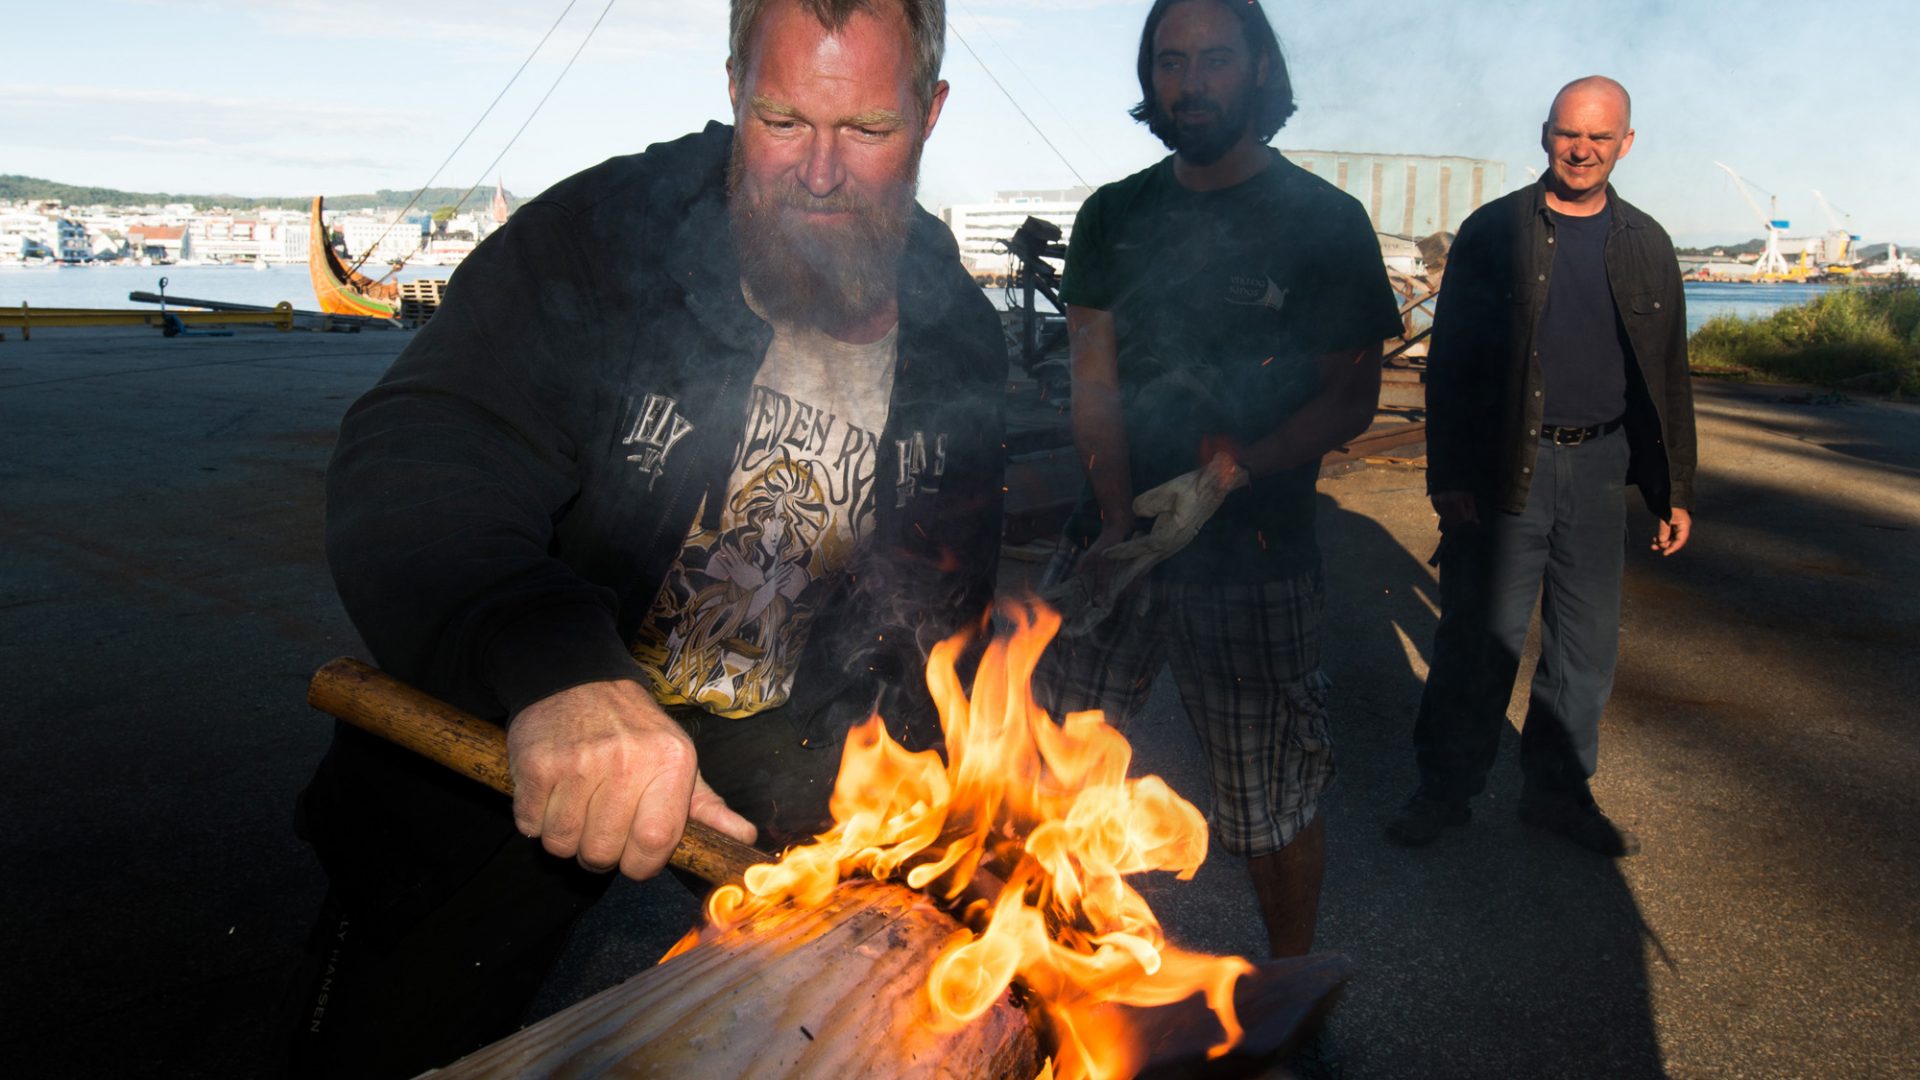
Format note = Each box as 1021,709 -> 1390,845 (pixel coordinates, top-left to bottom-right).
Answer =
7,0 -> 1917,246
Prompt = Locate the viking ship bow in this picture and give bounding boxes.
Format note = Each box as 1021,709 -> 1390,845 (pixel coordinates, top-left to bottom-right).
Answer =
308,196 -> 402,319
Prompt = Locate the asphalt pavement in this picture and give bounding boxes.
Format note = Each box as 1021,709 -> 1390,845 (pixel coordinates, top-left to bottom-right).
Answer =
1,326 -> 1914,1078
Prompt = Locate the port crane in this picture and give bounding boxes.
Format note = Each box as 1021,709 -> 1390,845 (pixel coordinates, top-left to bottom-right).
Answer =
1714,162 -> 1800,281
1811,189 -> 1860,271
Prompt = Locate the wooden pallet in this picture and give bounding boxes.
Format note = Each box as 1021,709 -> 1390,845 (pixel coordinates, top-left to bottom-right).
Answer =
396,278 -> 449,327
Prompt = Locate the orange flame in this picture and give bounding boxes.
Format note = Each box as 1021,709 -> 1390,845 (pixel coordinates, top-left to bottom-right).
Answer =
686,600 -> 1252,1080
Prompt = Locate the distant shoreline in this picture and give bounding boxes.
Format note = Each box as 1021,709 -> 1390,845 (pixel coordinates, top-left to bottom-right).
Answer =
4,265 -> 1851,338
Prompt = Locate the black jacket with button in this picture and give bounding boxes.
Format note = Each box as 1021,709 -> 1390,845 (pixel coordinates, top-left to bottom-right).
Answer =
1424,180 -> 1696,517
300,122 -> 1008,929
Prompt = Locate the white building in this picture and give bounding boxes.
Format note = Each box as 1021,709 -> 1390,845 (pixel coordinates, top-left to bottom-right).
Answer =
1859,244 -> 1918,278
50,217 -> 91,262
87,225 -> 127,261
1285,150 -> 1506,239
265,211 -> 310,262
942,150 -> 1506,279
0,212 -> 50,262
191,213 -> 308,263
192,215 -> 267,262
417,237 -> 479,265
0,212 -> 93,262
1687,261 -> 1759,281
126,224 -> 191,263
452,210 -> 499,241
338,215 -> 424,266
940,186 -> 1091,279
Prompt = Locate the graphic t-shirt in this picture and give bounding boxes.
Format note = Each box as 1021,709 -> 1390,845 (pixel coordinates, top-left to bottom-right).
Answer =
632,300 -> 896,717
1059,151 -> 1402,582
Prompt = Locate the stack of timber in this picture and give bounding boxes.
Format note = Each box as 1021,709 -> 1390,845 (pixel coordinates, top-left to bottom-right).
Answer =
396,278 -> 449,327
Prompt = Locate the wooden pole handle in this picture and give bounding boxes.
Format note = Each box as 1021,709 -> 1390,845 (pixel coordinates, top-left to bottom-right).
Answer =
307,656 -> 772,887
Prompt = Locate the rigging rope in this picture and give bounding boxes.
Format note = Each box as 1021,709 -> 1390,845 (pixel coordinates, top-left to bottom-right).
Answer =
359,1 -> 1076,284
438,0 -> 620,234
951,1 -> 1104,184
947,18 -> 1089,190
348,0 -> 584,277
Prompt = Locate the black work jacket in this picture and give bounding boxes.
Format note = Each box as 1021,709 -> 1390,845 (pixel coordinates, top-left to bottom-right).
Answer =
326,121 -> 1006,721
305,123 -> 1007,926
1425,181 -> 1696,517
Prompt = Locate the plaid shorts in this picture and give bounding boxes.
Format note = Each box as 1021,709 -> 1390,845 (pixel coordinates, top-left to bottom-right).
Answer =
1037,564 -> 1333,857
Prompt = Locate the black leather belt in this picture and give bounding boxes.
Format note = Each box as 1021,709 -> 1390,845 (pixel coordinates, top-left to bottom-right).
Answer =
1540,419 -> 1622,446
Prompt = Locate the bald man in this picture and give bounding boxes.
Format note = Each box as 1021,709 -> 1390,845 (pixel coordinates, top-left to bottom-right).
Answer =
1385,76 -> 1696,855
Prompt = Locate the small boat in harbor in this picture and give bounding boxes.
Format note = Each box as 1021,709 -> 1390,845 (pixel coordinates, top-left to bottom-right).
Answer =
307,196 -> 401,319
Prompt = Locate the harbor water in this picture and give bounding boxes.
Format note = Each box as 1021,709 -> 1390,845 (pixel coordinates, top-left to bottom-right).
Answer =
2,263 -> 1844,336
1680,281 -> 1836,334
0,263 -> 451,313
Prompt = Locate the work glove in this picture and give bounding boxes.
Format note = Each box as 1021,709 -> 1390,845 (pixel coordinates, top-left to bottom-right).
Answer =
1047,453 -> 1250,636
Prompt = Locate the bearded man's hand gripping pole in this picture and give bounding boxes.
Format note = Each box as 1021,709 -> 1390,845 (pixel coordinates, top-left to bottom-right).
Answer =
508,680 -> 759,880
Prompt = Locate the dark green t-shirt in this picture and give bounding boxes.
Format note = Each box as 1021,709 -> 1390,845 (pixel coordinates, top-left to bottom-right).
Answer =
1060,151 -> 1402,582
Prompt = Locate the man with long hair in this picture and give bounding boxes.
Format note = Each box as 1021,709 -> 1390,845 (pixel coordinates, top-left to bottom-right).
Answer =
1044,0 -> 1399,961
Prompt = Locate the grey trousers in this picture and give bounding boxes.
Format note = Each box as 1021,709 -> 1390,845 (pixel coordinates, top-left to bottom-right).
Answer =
1413,427 -> 1631,805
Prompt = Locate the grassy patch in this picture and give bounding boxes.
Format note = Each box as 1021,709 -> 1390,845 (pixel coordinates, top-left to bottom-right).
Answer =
1688,282 -> 1920,395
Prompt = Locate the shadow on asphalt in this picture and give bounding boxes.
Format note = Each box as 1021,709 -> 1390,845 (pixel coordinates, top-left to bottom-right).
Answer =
1312,490 -> 1667,1078
545,394 -> 1920,1078
1609,449 -> 1920,951
16,335 -> 1907,1078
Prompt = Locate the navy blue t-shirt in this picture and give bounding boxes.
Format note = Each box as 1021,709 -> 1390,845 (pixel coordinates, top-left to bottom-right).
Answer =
1538,205 -> 1629,427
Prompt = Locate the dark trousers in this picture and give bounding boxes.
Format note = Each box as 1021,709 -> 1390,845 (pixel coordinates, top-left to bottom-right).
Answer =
277,701 -> 848,1079
1413,427 -> 1630,806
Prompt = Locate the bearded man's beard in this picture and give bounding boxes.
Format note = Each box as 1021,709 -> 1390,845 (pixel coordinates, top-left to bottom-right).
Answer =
1148,86 -> 1255,166
727,139 -> 920,332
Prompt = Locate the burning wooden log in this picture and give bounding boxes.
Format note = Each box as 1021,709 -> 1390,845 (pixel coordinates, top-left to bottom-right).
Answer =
431,881 -> 1038,1078
309,658 -> 1040,1077
308,602 -> 1349,1080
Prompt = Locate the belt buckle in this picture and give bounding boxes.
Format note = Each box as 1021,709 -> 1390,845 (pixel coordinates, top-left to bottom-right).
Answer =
1552,426 -> 1587,446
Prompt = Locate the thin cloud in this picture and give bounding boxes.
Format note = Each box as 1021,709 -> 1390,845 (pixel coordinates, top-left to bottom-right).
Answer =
124,0 -> 720,57
109,135 -> 217,149
4,83 -> 408,126
105,134 -> 391,173
964,0 -> 1141,10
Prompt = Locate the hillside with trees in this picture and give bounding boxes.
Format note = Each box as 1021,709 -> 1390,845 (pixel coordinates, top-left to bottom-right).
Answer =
0,175 -> 517,214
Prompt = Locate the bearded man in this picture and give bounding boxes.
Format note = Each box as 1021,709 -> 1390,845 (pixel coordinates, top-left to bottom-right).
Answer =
1041,0 -> 1399,961
278,2 -> 1005,1074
